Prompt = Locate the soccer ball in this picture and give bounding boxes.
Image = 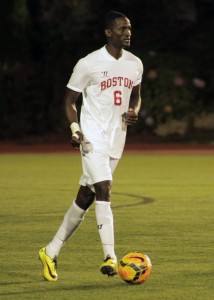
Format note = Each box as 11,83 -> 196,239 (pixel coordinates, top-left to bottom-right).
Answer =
118,252 -> 152,284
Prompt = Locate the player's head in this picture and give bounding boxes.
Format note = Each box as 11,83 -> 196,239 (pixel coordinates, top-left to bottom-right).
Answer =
104,11 -> 131,49
104,11 -> 127,29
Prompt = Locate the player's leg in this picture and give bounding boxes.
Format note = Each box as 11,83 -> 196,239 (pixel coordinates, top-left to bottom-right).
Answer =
82,154 -> 119,276
39,185 -> 95,281
94,180 -> 115,258
75,184 -> 95,210
94,180 -> 118,276
45,185 -> 95,259
94,157 -> 119,261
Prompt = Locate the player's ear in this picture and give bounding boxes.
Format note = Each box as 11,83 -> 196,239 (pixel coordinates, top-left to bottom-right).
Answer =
104,28 -> 111,38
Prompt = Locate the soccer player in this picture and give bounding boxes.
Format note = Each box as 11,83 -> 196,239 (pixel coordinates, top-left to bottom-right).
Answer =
39,10 -> 143,281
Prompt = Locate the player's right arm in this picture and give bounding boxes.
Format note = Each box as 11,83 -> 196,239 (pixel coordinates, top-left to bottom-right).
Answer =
65,58 -> 89,147
65,88 -> 83,146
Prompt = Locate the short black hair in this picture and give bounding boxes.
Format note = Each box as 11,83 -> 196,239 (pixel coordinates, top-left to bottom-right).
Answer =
104,11 -> 127,29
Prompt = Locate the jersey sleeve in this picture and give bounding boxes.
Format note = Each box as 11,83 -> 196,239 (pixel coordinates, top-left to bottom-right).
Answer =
133,59 -> 144,86
66,58 -> 89,92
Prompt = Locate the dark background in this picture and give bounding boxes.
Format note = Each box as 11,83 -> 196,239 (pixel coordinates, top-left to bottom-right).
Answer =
0,0 -> 213,143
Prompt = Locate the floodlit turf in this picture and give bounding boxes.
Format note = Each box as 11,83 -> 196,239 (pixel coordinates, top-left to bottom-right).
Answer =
0,152 -> 213,300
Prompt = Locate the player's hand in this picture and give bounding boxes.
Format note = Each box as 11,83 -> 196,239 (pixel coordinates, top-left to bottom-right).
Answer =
126,108 -> 138,125
70,131 -> 84,149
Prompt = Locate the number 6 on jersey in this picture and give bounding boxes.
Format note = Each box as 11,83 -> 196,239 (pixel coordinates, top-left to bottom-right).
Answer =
114,90 -> 122,106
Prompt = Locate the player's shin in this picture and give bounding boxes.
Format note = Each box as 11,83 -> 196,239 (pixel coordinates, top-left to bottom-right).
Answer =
46,200 -> 87,259
95,200 -> 116,261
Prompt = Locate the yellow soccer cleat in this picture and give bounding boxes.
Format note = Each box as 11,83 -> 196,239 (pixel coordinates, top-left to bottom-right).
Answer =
39,247 -> 58,281
100,255 -> 118,277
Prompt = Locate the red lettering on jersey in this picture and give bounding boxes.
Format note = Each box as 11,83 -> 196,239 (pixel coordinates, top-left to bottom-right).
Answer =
101,81 -> 106,91
112,77 -> 117,86
100,77 -> 133,91
107,78 -> 111,88
124,78 -> 129,87
128,80 -> 133,89
118,77 -> 123,86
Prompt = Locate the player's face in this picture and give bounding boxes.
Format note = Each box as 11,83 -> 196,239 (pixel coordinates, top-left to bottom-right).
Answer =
109,17 -> 131,48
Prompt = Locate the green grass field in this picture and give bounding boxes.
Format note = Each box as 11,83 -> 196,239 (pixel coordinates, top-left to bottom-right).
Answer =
0,152 -> 213,300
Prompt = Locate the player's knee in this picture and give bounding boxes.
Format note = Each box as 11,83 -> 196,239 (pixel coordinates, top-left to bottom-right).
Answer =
94,180 -> 111,201
76,185 -> 95,210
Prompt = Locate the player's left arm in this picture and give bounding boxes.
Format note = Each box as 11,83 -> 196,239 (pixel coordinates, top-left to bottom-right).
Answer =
127,83 -> 142,125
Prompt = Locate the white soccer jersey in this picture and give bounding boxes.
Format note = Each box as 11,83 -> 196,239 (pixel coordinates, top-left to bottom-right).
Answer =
67,46 -> 143,158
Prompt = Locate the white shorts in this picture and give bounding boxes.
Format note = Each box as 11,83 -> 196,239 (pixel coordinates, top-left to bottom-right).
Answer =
79,150 -> 119,187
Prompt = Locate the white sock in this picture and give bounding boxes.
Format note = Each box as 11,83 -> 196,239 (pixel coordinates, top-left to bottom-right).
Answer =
46,200 -> 86,259
95,200 -> 116,260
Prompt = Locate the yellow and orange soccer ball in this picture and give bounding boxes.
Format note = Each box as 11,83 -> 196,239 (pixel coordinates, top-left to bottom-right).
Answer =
118,252 -> 152,284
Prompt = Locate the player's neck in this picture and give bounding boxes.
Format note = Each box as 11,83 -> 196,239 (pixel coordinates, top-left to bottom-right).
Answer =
105,45 -> 123,60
